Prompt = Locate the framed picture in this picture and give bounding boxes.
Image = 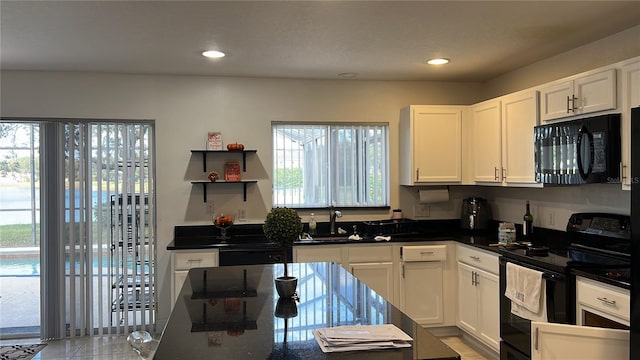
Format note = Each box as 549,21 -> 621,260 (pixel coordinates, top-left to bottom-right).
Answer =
224,161 -> 241,181
207,132 -> 223,150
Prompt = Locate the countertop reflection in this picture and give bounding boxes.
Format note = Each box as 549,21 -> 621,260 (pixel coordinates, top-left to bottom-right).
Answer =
154,262 -> 459,360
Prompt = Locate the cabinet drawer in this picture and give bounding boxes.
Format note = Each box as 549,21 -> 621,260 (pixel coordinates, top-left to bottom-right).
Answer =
577,277 -> 630,322
457,244 -> 498,274
402,245 -> 447,262
173,250 -> 219,270
347,245 -> 393,262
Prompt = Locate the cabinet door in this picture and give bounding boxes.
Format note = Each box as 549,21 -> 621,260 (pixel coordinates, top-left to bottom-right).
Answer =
413,107 -> 463,183
401,261 -> 443,325
531,322 -> 629,360
294,245 -> 344,265
540,80 -> 574,121
472,100 -> 502,182
173,270 -> 189,308
575,69 -> 616,115
621,59 -> 640,188
457,262 -> 479,334
350,262 -> 393,302
477,269 -> 500,351
501,90 -> 540,185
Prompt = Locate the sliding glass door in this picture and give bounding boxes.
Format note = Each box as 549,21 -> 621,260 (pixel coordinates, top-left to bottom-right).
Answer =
0,119 -> 156,340
0,122 -> 41,338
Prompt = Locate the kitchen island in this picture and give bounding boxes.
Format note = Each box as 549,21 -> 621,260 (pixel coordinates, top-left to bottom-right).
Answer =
155,262 -> 460,359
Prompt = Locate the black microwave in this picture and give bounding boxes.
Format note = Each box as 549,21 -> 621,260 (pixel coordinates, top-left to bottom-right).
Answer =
534,113 -> 621,184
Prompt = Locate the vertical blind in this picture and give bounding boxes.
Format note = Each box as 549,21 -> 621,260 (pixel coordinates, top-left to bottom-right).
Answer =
272,123 -> 389,208
40,120 -> 155,339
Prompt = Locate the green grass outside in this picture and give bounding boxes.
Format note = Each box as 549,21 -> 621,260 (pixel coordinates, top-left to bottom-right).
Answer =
0,223 -> 111,247
0,224 -> 40,247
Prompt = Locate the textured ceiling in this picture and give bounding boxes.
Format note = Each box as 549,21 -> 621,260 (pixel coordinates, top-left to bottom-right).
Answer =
2,1 -> 640,81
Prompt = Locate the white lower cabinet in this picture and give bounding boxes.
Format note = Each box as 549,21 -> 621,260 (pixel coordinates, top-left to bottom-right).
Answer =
171,249 -> 219,308
293,241 -> 456,326
456,244 -> 500,352
350,262 -> 394,302
531,321 -> 628,360
347,244 -> 395,304
531,277 -> 630,359
293,245 -> 346,266
399,244 -> 453,327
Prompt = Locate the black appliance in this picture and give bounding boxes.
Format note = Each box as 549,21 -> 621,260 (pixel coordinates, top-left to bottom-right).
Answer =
534,113 -> 621,184
630,105 -> 640,359
460,197 -> 492,230
499,212 -> 631,360
499,250 -> 571,360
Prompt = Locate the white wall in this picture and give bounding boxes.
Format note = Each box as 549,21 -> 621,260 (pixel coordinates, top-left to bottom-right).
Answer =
0,71 -> 481,326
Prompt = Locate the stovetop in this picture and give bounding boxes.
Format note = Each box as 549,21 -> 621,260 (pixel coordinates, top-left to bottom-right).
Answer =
498,246 -> 571,274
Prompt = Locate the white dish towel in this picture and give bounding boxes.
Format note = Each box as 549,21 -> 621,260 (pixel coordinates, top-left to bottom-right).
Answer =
505,262 -> 546,321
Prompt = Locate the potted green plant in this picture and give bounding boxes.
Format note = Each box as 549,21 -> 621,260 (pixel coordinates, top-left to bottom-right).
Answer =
263,207 -> 303,298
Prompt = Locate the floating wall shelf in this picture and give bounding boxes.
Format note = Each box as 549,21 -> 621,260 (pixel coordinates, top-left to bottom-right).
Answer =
191,150 -> 257,172
191,180 -> 258,202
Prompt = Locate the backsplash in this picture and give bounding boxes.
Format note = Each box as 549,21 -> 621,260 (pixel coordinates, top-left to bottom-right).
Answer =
400,184 -> 629,232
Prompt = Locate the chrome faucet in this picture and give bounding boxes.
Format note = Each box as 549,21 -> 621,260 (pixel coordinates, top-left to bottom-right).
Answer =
329,206 -> 342,234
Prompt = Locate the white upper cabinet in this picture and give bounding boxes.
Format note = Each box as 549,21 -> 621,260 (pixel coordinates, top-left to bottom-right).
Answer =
472,100 -> 502,183
471,90 -> 540,186
621,57 -> 640,189
400,106 -> 463,185
540,69 -> 616,122
501,90 -> 540,185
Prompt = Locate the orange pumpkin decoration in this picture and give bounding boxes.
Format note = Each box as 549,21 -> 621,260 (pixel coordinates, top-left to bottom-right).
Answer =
226,142 -> 245,151
215,215 -> 233,227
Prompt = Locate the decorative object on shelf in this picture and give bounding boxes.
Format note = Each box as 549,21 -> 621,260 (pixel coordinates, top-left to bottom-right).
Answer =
207,132 -> 223,150
225,161 -> 241,181
263,207 -> 303,298
226,142 -> 245,151
207,170 -> 219,182
214,213 -> 234,240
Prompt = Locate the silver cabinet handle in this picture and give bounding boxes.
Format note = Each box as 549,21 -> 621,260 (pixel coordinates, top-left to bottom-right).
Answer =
621,162 -> 627,182
416,168 -> 419,181
420,251 -> 435,255
187,259 -> 202,263
567,96 -> 571,113
469,256 -> 480,261
502,167 -> 506,180
597,297 -> 617,305
572,95 -> 579,110
534,326 -> 539,350
494,167 -> 499,180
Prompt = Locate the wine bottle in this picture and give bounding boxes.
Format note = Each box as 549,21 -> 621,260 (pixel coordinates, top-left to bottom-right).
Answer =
523,201 -> 533,239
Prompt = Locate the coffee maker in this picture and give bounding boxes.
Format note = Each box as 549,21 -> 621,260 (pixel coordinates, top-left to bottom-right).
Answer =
460,197 -> 491,230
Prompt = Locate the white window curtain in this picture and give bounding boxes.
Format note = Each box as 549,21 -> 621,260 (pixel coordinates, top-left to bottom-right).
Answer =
40,120 -> 155,339
272,123 -> 389,208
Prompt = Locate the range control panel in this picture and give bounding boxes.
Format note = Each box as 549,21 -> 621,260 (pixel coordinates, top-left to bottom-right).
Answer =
567,213 -> 630,239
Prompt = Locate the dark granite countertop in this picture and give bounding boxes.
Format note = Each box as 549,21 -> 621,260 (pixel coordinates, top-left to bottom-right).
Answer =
155,262 -> 460,360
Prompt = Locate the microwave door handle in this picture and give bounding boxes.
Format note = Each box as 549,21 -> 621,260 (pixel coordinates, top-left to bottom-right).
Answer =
576,126 -> 594,181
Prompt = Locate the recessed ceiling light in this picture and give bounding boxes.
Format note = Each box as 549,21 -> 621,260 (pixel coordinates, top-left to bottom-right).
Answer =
202,50 -> 225,58
427,58 -> 450,65
338,72 -> 359,78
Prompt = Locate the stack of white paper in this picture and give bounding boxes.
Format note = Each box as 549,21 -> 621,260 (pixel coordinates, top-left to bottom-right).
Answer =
313,324 -> 413,353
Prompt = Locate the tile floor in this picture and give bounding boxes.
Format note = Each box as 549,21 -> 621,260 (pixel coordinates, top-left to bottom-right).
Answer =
1,334 -> 495,359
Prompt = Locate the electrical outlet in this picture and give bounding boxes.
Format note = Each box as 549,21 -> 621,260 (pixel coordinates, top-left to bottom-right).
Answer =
548,212 -> 555,226
414,204 -> 430,218
206,200 -> 215,214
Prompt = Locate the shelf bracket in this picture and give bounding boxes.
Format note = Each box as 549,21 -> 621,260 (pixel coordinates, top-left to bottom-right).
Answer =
202,152 -> 208,172
242,183 -> 248,201
203,183 -> 208,202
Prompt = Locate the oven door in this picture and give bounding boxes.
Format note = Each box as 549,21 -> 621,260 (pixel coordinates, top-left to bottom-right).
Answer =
499,257 -> 570,359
